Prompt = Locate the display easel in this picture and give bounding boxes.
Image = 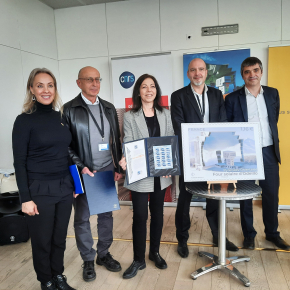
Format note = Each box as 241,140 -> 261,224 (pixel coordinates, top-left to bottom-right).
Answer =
207,180 -> 237,190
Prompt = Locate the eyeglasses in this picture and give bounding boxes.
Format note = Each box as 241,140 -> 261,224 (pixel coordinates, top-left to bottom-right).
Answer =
79,77 -> 102,84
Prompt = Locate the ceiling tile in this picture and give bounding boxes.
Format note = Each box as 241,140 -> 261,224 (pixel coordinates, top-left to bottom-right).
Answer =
39,0 -> 125,9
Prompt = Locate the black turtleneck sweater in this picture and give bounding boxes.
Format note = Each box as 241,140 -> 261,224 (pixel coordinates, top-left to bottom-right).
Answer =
12,102 -> 72,203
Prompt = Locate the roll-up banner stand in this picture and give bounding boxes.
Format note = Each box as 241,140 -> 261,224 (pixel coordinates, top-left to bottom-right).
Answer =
110,53 -> 177,204
268,45 -> 290,208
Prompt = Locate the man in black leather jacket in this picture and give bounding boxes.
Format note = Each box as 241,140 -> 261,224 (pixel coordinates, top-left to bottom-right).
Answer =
63,66 -> 123,282
64,90 -> 122,174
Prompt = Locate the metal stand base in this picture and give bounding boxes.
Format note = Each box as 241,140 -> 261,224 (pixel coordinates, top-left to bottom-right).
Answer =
191,251 -> 251,287
186,183 -> 261,287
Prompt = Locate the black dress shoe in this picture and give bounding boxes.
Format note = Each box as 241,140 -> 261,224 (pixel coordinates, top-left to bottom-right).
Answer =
53,275 -> 76,290
177,241 -> 189,258
243,237 -> 255,249
266,236 -> 290,250
82,261 -> 96,282
123,260 -> 146,279
213,236 -> 239,252
96,252 -> 121,272
41,280 -> 57,290
149,252 -> 167,269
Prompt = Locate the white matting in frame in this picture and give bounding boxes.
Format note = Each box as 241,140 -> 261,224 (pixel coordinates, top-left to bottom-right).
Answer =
181,123 -> 265,182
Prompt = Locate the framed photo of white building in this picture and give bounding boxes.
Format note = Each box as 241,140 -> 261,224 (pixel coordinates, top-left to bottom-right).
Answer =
181,123 -> 265,182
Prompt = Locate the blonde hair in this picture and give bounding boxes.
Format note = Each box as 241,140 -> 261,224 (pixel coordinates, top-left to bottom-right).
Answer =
22,68 -> 63,114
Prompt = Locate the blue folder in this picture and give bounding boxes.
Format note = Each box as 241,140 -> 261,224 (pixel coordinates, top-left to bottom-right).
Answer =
82,171 -> 120,215
69,165 -> 84,194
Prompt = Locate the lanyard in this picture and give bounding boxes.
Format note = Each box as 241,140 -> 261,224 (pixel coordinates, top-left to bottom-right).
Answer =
86,104 -> 105,141
195,88 -> 205,120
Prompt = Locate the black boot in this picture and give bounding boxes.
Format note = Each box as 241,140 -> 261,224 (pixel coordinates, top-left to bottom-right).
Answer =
53,275 -> 76,290
243,237 -> 255,249
41,280 -> 57,290
96,252 -> 121,272
122,260 -> 146,279
213,236 -> 239,252
177,241 -> 189,258
149,252 -> 167,269
266,236 -> 290,250
82,261 -> 96,282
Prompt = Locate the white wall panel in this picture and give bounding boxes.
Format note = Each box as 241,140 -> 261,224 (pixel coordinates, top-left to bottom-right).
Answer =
55,5 -> 108,60
219,42 -> 282,86
0,0 -> 20,49
16,0 -> 58,59
219,0 -> 281,46
282,0 -> 290,40
160,0 -> 218,51
106,0 -> 160,56
59,57 -> 111,104
21,52 -> 60,92
0,46 -> 25,169
282,41 -> 290,46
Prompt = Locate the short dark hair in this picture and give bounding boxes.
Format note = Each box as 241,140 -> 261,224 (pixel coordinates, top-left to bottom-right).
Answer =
131,74 -> 163,113
240,57 -> 263,76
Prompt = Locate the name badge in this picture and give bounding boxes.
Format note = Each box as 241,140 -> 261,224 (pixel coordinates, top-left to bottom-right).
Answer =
99,143 -> 109,151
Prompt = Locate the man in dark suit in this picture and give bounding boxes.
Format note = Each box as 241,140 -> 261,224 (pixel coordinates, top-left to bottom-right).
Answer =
171,58 -> 239,258
225,57 -> 289,250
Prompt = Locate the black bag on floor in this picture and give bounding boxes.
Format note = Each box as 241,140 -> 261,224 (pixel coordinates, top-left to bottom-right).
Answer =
0,213 -> 29,245
0,193 -> 29,246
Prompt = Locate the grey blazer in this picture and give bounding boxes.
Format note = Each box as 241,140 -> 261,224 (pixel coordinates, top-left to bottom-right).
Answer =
123,107 -> 175,192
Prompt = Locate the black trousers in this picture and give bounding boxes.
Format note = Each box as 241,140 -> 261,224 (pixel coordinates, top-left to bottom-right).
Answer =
240,145 -> 280,238
175,176 -> 219,242
25,175 -> 74,284
131,179 -> 166,262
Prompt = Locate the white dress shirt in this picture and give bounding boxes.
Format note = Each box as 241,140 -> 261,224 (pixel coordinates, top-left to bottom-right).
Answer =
245,86 -> 273,147
81,93 -> 99,105
191,84 -> 209,123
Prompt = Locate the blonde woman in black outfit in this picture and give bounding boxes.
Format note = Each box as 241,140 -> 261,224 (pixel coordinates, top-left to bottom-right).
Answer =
12,68 -> 75,290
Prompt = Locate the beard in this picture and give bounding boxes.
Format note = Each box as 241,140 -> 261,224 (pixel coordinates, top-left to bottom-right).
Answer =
193,80 -> 204,86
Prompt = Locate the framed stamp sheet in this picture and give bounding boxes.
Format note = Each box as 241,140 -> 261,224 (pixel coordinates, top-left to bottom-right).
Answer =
124,136 -> 181,184
181,123 -> 265,182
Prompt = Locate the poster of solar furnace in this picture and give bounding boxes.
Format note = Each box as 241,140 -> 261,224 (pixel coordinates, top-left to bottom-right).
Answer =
181,123 -> 265,182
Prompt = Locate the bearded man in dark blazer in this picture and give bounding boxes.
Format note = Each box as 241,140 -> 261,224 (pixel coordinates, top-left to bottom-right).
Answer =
225,57 -> 289,250
171,58 -> 238,258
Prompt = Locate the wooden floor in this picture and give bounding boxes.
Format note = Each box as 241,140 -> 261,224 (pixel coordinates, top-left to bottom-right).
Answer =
1,204 -> 290,290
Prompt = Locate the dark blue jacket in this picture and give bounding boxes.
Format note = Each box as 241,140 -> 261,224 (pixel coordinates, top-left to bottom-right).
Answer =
225,86 -> 280,163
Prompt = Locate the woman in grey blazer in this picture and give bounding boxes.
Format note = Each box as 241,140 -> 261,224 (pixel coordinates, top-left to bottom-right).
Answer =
119,74 -> 175,279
